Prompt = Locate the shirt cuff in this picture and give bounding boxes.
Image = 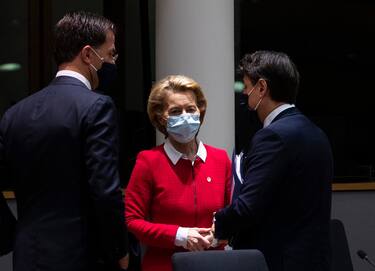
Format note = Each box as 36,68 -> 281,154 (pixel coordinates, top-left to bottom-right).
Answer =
211,237 -> 218,247
174,227 -> 189,248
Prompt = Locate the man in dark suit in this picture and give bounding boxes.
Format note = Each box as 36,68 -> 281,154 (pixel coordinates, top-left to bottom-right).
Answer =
0,192 -> 16,256
0,12 -> 128,271
0,135 -> 16,257
215,51 -> 333,271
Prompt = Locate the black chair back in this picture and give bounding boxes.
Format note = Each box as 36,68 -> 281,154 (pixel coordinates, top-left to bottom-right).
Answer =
172,249 -> 269,271
331,219 -> 353,271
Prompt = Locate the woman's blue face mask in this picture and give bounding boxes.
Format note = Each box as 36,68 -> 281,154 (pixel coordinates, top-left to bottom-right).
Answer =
167,113 -> 200,143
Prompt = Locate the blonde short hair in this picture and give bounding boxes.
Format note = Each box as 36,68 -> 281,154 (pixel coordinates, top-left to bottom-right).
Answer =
147,75 -> 207,136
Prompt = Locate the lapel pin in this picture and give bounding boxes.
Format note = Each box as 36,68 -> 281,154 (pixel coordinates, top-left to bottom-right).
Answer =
207,177 -> 212,183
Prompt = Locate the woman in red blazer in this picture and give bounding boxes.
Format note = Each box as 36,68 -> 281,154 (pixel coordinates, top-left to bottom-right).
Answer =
125,75 -> 232,271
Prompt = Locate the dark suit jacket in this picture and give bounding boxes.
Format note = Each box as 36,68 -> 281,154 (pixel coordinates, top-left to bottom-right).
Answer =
215,107 -> 333,271
0,192 -> 16,256
0,130 -> 16,256
0,76 -> 128,271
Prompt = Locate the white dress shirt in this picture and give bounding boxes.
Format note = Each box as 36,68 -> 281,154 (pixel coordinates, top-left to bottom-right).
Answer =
56,70 -> 92,90
163,138 -> 207,165
263,103 -> 295,128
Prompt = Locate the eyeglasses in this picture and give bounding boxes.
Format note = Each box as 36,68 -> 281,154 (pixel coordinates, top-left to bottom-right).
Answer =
91,47 -> 118,64
112,53 -> 119,63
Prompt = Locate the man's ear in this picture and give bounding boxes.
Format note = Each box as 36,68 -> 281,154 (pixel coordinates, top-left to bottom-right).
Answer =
258,78 -> 269,97
81,46 -> 92,65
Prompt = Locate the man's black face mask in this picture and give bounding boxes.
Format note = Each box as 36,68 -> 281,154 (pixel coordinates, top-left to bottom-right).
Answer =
96,62 -> 117,92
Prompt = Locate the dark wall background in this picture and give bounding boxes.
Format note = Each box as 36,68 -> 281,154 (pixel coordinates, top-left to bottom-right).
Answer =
235,0 -> 375,182
0,0 -> 155,186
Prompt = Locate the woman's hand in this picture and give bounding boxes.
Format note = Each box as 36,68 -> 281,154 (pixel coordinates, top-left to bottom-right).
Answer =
186,228 -> 212,251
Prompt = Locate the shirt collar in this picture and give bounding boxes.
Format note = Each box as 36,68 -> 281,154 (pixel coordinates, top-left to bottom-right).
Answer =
263,104 -> 295,128
56,70 -> 92,90
163,138 -> 207,165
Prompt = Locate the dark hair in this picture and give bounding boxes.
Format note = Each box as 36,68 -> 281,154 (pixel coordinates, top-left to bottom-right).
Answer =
239,51 -> 300,104
54,11 -> 115,66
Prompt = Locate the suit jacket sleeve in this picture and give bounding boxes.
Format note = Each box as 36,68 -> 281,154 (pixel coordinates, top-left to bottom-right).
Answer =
125,152 -> 180,249
0,118 -> 6,190
0,113 -> 11,190
224,154 -> 232,206
215,128 -> 288,239
0,114 -> 16,256
84,96 -> 128,261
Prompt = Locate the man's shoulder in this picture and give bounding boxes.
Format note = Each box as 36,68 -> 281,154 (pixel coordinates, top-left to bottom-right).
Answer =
2,80 -> 111,124
250,113 -> 306,146
43,78 -> 112,106
267,111 -> 312,136
263,111 -> 329,148
49,78 -> 108,103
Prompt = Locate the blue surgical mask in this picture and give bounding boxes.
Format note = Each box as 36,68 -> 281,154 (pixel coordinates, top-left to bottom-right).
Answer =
167,113 -> 200,143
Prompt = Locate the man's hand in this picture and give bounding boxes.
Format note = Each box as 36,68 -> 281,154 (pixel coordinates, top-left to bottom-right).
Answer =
210,212 -> 228,247
186,228 -> 212,251
201,228 -> 214,244
118,253 -> 129,270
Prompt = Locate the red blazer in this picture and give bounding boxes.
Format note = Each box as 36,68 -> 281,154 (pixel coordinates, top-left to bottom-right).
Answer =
125,144 -> 231,271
